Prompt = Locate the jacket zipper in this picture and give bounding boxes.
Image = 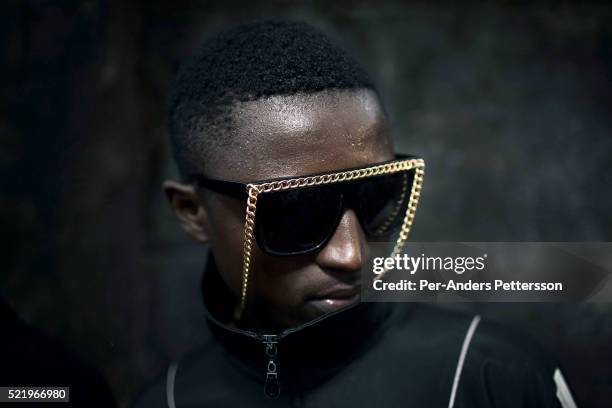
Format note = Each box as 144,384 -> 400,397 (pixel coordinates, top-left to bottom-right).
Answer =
206,304 -> 362,399
262,334 -> 280,398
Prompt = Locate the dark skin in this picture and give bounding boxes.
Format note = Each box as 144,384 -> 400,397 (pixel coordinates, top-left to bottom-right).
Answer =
164,89 -> 394,331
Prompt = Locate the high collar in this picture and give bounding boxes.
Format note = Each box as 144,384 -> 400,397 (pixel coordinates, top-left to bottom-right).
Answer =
201,254 -> 395,393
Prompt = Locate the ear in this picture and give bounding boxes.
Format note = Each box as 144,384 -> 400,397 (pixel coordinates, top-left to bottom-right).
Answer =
163,180 -> 210,244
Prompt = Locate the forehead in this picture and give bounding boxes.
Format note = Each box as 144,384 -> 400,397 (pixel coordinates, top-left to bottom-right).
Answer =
206,89 -> 394,181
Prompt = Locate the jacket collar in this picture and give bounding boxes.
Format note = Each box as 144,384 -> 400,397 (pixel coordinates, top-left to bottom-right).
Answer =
201,254 -> 395,392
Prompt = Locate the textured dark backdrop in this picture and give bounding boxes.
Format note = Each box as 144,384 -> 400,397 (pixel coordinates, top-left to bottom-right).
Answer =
1,1 -> 611,407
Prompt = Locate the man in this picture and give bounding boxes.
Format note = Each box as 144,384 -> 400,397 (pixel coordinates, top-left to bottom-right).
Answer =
135,19 -> 577,407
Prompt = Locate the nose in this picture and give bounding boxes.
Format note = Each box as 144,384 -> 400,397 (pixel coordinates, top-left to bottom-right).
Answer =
316,208 -> 367,273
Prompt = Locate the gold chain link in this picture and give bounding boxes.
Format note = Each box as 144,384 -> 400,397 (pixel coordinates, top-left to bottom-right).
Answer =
374,171 -> 409,235
378,165 -> 425,280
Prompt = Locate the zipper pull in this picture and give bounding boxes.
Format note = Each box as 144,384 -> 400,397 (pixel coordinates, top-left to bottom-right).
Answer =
263,334 -> 280,398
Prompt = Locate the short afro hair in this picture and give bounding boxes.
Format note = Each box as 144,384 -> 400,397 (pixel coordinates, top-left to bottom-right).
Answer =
168,19 -> 378,177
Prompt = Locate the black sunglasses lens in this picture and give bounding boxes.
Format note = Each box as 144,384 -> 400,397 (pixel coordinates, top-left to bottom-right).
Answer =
255,169 -> 415,255
358,171 -> 414,237
255,187 -> 342,255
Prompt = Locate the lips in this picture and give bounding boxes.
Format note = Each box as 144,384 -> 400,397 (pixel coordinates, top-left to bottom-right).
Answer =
306,285 -> 361,314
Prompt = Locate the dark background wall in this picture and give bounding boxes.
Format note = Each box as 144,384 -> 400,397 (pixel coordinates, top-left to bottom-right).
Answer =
1,1 -> 611,407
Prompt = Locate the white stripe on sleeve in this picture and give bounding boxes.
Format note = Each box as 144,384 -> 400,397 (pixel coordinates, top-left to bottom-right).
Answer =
166,360 -> 179,408
554,368 -> 578,408
448,315 -> 481,408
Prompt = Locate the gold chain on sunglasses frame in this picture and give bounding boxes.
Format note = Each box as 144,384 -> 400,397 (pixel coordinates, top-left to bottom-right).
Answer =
235,158 -> 426,320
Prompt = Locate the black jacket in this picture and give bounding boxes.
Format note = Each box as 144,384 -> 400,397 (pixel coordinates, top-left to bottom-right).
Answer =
135,256 -> 575,408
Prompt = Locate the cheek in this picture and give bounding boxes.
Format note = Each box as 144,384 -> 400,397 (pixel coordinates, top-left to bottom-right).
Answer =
249,248 -> 313,305
205,198 -> 247,296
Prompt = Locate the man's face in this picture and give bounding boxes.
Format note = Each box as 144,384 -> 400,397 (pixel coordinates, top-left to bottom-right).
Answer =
167,89 -> 394,330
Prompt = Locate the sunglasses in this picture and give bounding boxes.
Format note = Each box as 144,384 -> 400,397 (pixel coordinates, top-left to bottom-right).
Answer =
189,154 -> 425,318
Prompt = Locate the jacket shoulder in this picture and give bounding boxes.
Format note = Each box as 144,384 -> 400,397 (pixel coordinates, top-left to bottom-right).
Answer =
394,305 -> 558,368
391,306 -> 569,407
